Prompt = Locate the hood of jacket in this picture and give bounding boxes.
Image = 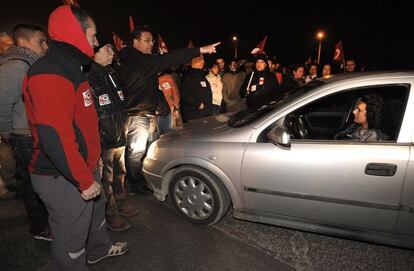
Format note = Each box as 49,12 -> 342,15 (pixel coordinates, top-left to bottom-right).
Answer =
48,5 -> 94,57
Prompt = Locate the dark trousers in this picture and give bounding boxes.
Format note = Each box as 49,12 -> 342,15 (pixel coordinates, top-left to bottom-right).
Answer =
101,147 -> 126,216
9,134 -> 48,234
32,172 -> 112,271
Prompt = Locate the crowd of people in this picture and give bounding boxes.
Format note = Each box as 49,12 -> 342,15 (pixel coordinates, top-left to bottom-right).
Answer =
0,4 -> 363,270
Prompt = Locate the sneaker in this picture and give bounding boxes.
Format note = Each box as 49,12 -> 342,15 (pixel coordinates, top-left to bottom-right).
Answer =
33,230 -> 52,242
117,206 -> 138,217
87,242 -> 128,264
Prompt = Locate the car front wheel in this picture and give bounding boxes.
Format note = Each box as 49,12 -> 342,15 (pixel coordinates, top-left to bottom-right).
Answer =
169,166 -> 230,226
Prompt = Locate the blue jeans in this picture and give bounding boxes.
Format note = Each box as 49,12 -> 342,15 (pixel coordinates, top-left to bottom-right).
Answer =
9,134 -> 49,234
125,115 -> 154,190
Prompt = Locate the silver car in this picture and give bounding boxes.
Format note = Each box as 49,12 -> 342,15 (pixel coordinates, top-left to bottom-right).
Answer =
143,71 -> 414,249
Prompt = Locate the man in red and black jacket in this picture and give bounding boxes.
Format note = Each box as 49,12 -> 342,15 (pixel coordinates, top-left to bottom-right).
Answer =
23,5 -> 127,270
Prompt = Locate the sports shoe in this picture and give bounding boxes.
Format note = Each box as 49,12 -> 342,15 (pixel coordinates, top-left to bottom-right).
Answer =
87,242 -> 128,264
33,230 -> 52,242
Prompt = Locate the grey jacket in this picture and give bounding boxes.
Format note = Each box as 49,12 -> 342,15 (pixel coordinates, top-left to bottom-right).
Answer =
0,46 -> 39,138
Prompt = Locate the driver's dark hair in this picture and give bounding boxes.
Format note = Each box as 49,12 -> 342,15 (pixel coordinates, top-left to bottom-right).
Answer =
71,5 -> 92,33
360,94 -> 383,129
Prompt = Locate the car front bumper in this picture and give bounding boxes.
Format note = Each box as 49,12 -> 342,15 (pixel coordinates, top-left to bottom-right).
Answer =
143,157 -> 167,201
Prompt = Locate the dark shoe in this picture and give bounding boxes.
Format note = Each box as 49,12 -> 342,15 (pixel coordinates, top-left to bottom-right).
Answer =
33,230 -> 52,242
87,242 -> 128,264
117,206 -> 138,217
130,186 -> 151,195
107,217 -> 131,232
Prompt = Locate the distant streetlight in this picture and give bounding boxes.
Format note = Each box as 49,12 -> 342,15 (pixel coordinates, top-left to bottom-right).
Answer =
316,31 -> 325,65
232,36 -> 238,59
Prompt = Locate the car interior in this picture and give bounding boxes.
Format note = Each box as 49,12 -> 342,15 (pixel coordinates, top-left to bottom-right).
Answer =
281,84 -> 409,142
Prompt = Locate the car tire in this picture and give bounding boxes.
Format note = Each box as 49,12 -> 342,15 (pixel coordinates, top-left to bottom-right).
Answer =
169,166 -> 230,226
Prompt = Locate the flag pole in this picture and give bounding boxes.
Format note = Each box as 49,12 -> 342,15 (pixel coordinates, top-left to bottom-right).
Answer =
246,71 -> 255,93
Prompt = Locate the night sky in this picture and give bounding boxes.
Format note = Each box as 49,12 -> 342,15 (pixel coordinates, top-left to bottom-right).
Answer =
1,0 -> 413,70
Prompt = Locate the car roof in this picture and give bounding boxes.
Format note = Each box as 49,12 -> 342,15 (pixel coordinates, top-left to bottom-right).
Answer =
316,71 -> 414,84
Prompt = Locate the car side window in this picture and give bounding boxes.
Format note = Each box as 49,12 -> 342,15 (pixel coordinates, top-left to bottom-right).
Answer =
283,84 -> 409,142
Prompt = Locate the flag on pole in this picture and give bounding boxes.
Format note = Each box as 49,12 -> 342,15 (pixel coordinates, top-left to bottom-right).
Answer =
112,32 -> 126,51
158,34 -> 169,54
129,16 -> 135,33
250,36 -> 267,56
187,39 -> 194,48
62,0 -> 80,6
333,41 -> 344,62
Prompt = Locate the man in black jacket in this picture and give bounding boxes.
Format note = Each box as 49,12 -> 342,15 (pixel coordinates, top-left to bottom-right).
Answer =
180,55 -> 213,122
117,25 -> 219,194
87,43 -> 137,232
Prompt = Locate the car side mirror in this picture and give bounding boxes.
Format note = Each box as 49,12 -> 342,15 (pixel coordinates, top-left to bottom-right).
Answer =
267,126 -> 291,149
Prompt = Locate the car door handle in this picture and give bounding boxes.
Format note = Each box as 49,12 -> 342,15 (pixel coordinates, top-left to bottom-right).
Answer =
365,163 -> 397,176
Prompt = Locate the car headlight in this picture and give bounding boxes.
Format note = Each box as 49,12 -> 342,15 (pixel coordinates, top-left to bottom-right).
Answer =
146,141 -> 158,160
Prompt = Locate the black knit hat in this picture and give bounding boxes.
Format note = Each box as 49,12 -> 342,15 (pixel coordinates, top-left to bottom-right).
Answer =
255,53 -> 268,62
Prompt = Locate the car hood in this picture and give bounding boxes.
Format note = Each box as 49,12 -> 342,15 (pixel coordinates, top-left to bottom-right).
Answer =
162,114 -> 235,141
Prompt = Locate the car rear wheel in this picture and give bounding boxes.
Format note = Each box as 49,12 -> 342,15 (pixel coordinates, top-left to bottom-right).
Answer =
169,166 -> 230,226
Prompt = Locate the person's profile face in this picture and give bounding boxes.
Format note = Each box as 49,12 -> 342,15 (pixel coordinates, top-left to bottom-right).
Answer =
21,31 -> 48,57
85,17 -> 98,49
134,31 -> 154,54
94,44 -> 114,66
353,100 -> 367,125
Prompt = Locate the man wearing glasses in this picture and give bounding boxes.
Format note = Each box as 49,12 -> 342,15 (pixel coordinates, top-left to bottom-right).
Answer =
117,25 -> 219,195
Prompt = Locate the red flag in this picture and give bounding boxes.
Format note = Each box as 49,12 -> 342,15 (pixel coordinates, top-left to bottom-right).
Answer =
129,16 -> 135,33
62,0 -> 80,6
112,32 -> 126,51
187,39 -> 194,48
250,36 -> 267,56
158,34 -> 169,54
333,41 -> 345,62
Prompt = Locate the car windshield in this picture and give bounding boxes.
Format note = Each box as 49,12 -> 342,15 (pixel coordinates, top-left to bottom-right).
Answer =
228,80 -> 325,128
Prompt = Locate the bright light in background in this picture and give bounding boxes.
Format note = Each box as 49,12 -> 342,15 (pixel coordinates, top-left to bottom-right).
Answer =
232,36 -> 237,41
316,31 -> 325,40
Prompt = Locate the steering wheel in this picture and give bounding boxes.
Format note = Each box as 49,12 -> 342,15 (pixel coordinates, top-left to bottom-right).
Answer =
295,115 -> 310,139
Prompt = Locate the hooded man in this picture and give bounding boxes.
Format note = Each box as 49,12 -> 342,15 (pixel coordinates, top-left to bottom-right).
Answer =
239,54 -> 282,109
23,5 -> 127,270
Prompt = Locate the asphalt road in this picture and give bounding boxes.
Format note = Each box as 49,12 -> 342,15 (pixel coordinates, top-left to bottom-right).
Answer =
1,194 -> 413,271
